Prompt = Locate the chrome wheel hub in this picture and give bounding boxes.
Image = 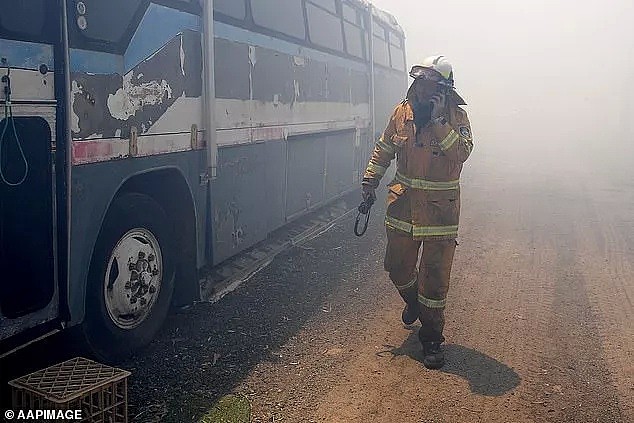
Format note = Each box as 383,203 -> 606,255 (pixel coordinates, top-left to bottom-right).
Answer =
104,228 -> 162,329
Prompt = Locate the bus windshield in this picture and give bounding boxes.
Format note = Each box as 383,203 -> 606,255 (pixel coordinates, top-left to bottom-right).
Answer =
0,0 -> 49,41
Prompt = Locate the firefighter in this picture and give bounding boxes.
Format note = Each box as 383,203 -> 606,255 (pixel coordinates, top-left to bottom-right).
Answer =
361,55 -> 474,369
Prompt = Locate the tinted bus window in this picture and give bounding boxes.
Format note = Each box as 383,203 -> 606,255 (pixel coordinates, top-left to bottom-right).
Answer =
372,21 -> 385,39
389,32 -> 405,70
373,36 -> 389,67
0,0 -> 47,40
344,22 -> 364,59
342,2 -> 365,58
390,45 -> 405,71
309,0 -> 336,14
214,0 -> 246,19
389,31 -> 402,47
306,2 -> 344,52
342,3 -> 358,24
76,0 -> 144,44
251,0 -> 306,40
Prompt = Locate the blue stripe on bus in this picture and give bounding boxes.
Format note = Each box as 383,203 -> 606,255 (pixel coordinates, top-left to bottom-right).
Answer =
0,39 -> 53,70
71,4 -> 199,75
213,21 -> 368,73
70,49 -> 124,74
125,3 -> 200,73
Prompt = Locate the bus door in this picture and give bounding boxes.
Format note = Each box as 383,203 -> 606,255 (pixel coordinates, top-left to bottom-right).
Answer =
0,0 -> 62,337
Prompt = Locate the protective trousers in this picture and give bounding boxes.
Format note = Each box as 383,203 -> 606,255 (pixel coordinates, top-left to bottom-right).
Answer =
384,229 -> 456,342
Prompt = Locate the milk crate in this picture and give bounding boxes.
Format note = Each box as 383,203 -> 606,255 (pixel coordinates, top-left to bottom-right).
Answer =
8,357 -> 131,423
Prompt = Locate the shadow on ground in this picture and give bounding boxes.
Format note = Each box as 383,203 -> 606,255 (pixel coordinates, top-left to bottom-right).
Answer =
382,330 -> 521,396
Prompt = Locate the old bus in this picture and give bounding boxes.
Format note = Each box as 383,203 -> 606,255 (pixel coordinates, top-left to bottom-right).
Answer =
0,0 -> 407,360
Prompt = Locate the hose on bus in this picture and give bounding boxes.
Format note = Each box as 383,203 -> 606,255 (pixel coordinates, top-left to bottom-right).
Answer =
0,67 -> 29,186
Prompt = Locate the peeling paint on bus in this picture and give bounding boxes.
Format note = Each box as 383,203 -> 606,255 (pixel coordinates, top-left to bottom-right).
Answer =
71,30 -> 202,141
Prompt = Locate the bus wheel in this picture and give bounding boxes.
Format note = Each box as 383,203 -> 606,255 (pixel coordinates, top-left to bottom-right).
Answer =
82,192 -> 175,362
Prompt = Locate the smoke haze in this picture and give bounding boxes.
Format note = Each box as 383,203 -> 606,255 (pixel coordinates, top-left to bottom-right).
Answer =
371,0 -> 634,176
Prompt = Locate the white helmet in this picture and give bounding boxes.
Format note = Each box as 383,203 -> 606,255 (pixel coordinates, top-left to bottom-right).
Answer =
409,55 -> 454,87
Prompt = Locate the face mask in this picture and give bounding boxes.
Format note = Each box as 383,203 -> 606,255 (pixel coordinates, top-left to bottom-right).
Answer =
412,100 -> 432,135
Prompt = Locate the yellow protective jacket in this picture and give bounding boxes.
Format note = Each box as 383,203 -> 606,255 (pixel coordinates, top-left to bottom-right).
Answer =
363,95 -> 474,241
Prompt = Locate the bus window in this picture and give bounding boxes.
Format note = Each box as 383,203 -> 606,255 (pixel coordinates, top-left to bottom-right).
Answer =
342,3 -> 358,25
0,0 -> 48,41
372,21 -> 385,39
390,45 -> 405,71
306,1 -> 344,52
251,0 -> 306,40
214,0 -> 246,19
309,0 -> 337,14
373,37 -> 389,67
389,32 -> 405,71
342,2 -> 364,59
389,31 -> 402,48
74,0 -> 144,44
344,21 -> 364,59
372,24 -> 389,67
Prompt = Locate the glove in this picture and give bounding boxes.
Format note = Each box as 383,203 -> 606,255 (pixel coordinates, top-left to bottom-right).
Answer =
361,185 -> 376,203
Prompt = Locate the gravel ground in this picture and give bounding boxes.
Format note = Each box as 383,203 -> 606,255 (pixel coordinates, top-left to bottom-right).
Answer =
119,199 -> 390,422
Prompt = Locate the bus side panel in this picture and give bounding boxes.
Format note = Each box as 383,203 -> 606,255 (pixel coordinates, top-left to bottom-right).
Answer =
325,130 -> 356,199
210,31 -> 370,265
286,133 -> 327,218
210,141 -> 286,265
262,140 -> 288,235
210,129 -> 358,267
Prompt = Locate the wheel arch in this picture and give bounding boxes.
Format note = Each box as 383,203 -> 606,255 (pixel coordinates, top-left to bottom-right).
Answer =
86,166 -> 199,315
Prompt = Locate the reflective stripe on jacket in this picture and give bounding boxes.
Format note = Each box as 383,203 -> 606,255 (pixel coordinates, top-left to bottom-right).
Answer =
363,96 -> 473,240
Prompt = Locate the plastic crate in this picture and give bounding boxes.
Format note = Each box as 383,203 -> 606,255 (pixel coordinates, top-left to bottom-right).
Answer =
9,357 -> 131,423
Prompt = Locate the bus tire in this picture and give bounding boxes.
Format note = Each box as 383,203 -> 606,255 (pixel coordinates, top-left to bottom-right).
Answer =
82,192 -> 175,362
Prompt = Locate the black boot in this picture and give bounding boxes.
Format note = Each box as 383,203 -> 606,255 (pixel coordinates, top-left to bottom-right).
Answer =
401,302 -> 419,325
421,341 -> 445,369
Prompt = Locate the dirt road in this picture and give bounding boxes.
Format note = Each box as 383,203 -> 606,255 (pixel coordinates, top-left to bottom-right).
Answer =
207,142 -> 633,423
2,140 -> 632,422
